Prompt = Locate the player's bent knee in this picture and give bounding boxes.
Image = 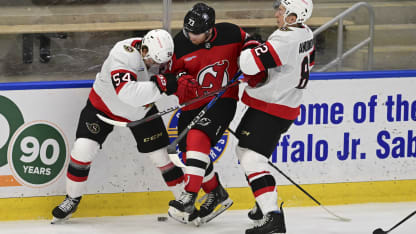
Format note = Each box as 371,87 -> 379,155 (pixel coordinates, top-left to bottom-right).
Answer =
236,146 -> 268,173
71,138 -> 100,163
145,147 -> 171,168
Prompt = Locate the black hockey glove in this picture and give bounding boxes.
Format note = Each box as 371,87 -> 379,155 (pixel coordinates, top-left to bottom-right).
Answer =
150,73 -> 178,95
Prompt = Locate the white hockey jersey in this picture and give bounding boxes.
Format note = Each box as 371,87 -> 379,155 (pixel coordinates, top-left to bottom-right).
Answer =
239,25 -> 315,120
89,38 -> 164,121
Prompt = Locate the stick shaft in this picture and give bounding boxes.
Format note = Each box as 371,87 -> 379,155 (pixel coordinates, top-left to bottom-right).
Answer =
167,71 -> 242,166
387,211 -> 416,233
228,127 -> 351,222
127,79 -> 241,128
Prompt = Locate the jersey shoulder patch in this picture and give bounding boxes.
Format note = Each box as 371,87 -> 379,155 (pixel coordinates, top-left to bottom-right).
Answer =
123,45 -> 135,53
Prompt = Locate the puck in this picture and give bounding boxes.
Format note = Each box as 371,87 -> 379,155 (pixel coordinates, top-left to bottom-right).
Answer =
157,216 -> 168,222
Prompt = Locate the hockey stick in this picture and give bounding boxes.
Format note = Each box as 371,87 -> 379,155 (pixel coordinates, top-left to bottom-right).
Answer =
96,78 -> 242,128
267,161 -> 351,222
373,210 -> 416,234
226,127 -> 351,222
167,71 -> 243,168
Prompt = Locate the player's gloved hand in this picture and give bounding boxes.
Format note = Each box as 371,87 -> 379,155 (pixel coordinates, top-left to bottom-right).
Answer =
242,33 -> 264,50
150,73 -> 178,95
242,70 -> 268,88
175,72 -> 199,104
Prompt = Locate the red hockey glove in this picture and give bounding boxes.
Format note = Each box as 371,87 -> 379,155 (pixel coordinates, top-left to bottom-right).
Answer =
175,73 -> 199,104
242,70 -> 268,88
150,73 -> 178,95
242,33 -> 264,50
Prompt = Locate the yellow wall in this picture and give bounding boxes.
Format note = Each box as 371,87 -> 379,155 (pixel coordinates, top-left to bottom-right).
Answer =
1,179 -> 415,221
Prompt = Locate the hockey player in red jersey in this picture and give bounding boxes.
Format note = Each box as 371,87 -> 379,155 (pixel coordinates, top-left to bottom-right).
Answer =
51,29 -> 185,223
236,0 -> 315,233
166,2 -> 248,225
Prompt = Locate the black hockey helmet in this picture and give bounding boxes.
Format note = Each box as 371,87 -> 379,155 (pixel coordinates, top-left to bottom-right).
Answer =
183,2 -> 215,34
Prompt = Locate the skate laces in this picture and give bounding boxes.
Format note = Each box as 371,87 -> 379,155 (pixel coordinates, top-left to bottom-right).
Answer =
179,192 -> 194,204
59,197 -> 78,212
254,213 -> 271,228
199,192 -> 216,209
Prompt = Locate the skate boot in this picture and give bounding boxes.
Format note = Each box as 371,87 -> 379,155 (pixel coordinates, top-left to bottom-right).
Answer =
51,195 -> 82,224
248,202 -> 263,223
168,191 -> 199,224
198,174 -> 233,224
245,203 -> 286,234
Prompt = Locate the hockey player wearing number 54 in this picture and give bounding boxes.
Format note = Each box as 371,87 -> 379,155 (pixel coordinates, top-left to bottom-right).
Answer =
51,29 -> 186,223
236,0 -> 315,233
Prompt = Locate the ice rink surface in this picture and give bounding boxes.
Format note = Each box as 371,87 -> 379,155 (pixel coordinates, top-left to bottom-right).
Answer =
0,202 -> 415,234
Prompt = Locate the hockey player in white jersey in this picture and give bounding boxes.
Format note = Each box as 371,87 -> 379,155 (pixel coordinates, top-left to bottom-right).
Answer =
236,0 -> 315,233
51,29 -> 186,223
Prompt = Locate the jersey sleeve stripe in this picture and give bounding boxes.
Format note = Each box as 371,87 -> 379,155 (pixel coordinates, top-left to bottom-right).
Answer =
310,46 -> 316,66
251,49 -> 266,71
88,88 -> 131,122
265,41 -> 282,67
242,91 -> 300,120
250,42 -> 283,72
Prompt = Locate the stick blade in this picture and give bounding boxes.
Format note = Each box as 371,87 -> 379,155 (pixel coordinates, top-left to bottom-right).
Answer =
96,114 -> 128,127
373,228 -> 387,234
168,153 -> 186,168
167,145 -> 185,168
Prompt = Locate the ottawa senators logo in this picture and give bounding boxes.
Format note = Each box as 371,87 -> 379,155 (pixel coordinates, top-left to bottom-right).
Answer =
196,60 -> 229,95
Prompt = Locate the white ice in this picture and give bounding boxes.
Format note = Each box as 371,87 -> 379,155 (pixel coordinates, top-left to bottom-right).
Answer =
0,202 -> 415,234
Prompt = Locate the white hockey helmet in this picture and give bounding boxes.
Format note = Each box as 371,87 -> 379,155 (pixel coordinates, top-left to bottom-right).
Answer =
141,29 -> 174,64
275,0 -> 314,24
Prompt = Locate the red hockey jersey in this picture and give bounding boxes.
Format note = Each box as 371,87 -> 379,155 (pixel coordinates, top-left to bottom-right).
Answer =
168,23 -> 247,111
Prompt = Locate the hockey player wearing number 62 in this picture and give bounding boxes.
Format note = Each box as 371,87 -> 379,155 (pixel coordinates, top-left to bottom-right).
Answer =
51,29 -> 186,223
236,0 -> 315,233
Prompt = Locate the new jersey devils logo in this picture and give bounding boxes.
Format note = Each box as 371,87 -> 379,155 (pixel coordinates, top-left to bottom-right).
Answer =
197,60 -> 229,94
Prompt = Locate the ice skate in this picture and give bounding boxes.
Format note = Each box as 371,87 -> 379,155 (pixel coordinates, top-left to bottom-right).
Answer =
248,201 -> 264,224
168,191 -> 199,225
198,174 -> 233,224
51,195 -> 81,224
245,203 -> 286,234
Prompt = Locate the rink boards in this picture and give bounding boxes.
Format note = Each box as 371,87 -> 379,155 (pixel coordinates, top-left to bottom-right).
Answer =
0,70 -> 415,220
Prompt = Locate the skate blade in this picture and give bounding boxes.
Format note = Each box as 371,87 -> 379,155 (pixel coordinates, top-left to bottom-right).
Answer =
168,206 -> 190,224
192,217 -> 201,227
200,198 -> 233,224
50,214 -> 72,224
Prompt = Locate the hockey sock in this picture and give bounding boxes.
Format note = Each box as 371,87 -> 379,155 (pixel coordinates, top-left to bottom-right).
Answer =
66,138 -> 99,198
159,163 -> 184,199
159,162 -> 185,187
201,162 -> 218,193
184,129 -> 211,193
66,155 -> 91,198
145,147 -> 185,199
247,171 -> 278,214
237,146 -> 278,214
